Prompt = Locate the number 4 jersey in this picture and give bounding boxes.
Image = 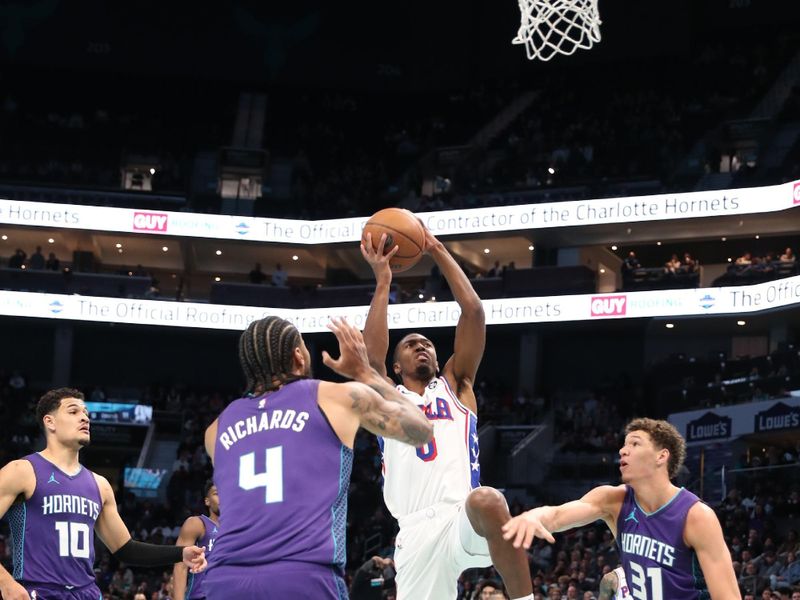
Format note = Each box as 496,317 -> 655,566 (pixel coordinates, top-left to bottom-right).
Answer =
7,453 -> 101,590
378,377 -> 480,520
209,380 -> 353,572
616,485 -> 709,600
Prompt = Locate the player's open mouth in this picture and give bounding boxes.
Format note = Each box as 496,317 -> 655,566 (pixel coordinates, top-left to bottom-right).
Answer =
80,427 -> 90,434
620,461 -> 628,469
415,353 -> 429,362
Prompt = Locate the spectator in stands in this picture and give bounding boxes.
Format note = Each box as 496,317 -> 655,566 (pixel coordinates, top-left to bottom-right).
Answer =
682,252 -> 698,273
28,246 -> 45,269
8,248 -> 26,269
737,252 -> 753,266
487,260 -> 501,278
45,251 -> 60,271
781,248 -> 795,263
248,263 -> 267,284
271,262 -> 288,287
474,579 -> 508,599
664,253 -> 681,274
621,251 -> 641,273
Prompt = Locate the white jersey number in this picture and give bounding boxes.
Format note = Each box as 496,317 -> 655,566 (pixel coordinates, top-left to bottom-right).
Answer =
239,446 -> 283,503
629,561 -> 663,600
54,521 -> 91,558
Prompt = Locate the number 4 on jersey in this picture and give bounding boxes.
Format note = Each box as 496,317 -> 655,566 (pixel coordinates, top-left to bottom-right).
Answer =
239,447 -> 284,503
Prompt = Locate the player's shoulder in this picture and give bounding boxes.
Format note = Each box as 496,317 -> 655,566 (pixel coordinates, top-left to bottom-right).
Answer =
91,471 -> 113,496
182,515 -> 206,532
0,458 -> 35,484
685,498 -> 718,525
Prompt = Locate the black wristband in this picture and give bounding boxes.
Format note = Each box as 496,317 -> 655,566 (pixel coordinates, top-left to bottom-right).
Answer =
113,539 -> 185,566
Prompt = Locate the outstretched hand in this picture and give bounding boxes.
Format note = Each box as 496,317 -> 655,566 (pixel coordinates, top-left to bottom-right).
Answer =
501,509 -> 556,549
182,545 -> 207,573
360,232 -> 399,283
322,317 -> 371,381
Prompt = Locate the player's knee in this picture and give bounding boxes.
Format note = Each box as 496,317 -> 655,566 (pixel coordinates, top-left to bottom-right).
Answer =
466,486 -> 507,519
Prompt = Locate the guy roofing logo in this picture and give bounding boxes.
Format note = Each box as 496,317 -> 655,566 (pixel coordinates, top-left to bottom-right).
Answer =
699,293 -> 716,310
794,181 -> 800,205
132,211 -> 169,232
590,295 -> 627,317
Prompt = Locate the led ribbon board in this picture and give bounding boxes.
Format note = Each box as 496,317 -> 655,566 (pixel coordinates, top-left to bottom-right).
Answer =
1,180 -> 798,243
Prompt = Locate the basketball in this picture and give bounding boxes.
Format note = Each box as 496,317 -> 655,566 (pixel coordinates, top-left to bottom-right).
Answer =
361,208 -> 426,272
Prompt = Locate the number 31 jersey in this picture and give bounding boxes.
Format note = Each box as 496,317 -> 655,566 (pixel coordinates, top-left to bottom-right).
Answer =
210,379 -> 353,572
7,452 -> 101,589
378,377 -> 480,520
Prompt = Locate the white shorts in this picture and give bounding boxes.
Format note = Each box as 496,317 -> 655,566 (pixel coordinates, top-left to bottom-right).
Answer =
394,500 -> 492,600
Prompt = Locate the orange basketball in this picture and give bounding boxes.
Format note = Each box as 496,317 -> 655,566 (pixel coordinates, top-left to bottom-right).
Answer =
361,208 -> 426,272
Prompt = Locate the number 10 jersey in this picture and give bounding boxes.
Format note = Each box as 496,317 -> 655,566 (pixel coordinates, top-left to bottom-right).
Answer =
8,453 -> 101,590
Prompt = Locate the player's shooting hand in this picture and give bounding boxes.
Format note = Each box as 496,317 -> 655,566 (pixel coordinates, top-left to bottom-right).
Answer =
322,317 -> 371,380
360,232 -> 398,284
501,509 -> 556,549
0,579 -> 33,600
415,219 -> 439,254
182,545 -> 207,573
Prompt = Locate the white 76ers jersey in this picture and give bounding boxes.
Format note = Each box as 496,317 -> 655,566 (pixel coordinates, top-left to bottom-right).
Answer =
613,566 -> 631,599
377,377 -> 480,519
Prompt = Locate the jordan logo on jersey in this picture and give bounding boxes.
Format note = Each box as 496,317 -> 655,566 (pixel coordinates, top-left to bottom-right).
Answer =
47,472 -> 60,485
624,508 -> 638,524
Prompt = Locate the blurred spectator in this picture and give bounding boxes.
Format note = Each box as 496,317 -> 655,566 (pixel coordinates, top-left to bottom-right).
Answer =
248,263 -> 267,285
271,263 -> 288,287
780,248 -> 795,263
8,249 -> 26,269
28,246 -> 45,269
45,251 -> 60,271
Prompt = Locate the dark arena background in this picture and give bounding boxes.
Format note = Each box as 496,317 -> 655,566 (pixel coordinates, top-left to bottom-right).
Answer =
1,0 -> 800,598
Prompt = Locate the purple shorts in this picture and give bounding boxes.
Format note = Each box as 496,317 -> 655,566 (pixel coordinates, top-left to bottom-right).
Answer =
204,562 -> 348,599
21,581 -> 102,600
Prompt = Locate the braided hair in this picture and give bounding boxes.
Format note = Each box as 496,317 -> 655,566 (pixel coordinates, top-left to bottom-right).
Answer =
239,316 -> 308,396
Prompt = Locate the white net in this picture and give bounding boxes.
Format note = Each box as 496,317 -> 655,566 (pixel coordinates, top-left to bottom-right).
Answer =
512,0 -> 602,62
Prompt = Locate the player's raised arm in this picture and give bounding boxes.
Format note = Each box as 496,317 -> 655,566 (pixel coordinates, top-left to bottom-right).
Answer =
683,502 -> 740,600
361,231 -> 399,380
172,516 -> 206,600
424,226 -> 485,411
320,317 -> 433,447
502,485 -> 625,549
93,473 -> 207,572
0,460 -> 36,600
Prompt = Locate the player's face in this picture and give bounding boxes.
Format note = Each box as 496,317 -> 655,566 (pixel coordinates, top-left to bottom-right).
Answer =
47,398 -> 90,448
205,485 -> 220,515
619,430 -> 666,483
393,334 -> 438,381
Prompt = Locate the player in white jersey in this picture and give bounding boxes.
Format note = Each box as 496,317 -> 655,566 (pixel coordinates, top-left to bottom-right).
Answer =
361,225 -> 533,600
598,567 -> 631,600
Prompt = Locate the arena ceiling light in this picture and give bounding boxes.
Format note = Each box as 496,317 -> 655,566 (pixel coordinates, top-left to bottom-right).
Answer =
1,235 -> 6,240
528,245 -> 534,251
292,255 -> 299,261
115,243 -> 122,249
665,323 -> 675,329
755,234 -> 760,239
737,320 -> 746,326
657,241 -> 662,246
162,246 -> 168,252
48,238 -> 55,244
611,245 -> 618,251
149,168 -> 156,175
215,250 -> 222,256
214,276 -> 221,282
483,248 -> 490,254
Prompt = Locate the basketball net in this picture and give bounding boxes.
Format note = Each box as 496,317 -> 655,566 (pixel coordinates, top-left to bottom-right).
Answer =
512,0 -> 602,62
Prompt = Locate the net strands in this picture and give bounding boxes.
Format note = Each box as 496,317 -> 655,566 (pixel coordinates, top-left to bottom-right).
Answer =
512,0 -> 602,62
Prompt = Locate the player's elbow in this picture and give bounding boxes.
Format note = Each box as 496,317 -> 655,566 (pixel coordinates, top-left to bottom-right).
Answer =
460,298 -> 484,319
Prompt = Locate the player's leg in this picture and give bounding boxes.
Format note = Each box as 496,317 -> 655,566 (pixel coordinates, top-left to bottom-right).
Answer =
464,486 -> 533,598
394,514 -> 462,600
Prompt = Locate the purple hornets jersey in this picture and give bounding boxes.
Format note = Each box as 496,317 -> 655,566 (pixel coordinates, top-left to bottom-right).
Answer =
208,379 -> 353,573
186,514 -> 217,599
617,486 -> 709,600
7,453 -> 102,591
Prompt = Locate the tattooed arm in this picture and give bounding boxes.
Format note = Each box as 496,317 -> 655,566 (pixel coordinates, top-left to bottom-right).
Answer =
318,317 -> 433,448
598,570 -> 619,600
